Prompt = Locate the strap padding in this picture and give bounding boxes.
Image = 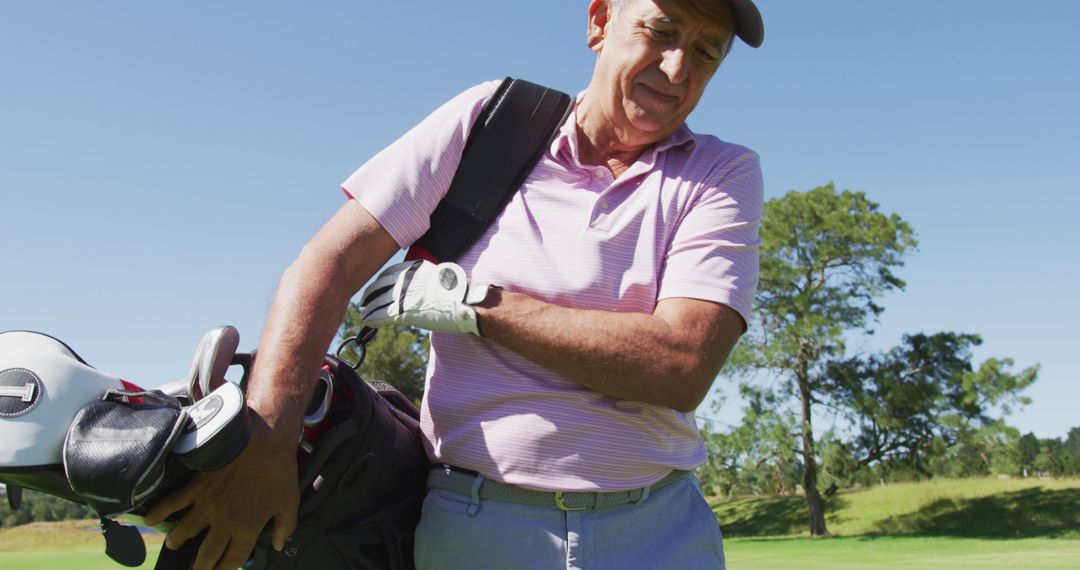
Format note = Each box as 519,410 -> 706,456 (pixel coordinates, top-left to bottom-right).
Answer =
412,77 -> 572,262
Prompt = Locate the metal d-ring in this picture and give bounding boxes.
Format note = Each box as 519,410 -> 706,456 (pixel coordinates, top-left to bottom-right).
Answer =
336,337 -> 366,370
336,326 -> 378,371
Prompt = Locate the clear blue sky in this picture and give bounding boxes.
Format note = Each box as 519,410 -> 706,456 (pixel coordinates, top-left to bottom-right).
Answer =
2,1 -> 1077,438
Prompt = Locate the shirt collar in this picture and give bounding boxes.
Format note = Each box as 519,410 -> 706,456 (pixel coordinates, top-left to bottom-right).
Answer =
551,89 -> 698,167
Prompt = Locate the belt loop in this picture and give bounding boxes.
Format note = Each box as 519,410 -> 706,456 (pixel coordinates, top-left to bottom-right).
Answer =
466,474 -> 486,517
633,485 -> 650,505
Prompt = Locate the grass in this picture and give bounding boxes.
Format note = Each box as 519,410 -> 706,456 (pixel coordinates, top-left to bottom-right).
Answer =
709,477 -> 1080,569
724,536 -> 1080,570
712,476 -> 1080,539
0,520 -> 162,569
3,478 -> 1079,569
4,534 -> 1077,570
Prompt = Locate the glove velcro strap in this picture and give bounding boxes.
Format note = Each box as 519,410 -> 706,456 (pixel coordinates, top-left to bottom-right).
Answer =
464,282 -> 493,306
63,390 -> 188,516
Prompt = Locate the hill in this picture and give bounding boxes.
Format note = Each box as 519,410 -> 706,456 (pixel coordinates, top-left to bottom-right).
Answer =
712,477 -> 1080,538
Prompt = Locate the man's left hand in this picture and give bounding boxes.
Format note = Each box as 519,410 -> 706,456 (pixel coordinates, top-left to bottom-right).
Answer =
360,260 -> 493,335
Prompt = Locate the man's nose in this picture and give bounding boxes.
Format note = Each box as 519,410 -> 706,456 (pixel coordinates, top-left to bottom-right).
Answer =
659,47 -> 689,84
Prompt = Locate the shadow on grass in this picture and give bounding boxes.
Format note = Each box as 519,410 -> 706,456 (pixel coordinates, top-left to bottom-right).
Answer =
869,487 -> 1080,539
714,495 -> 850,537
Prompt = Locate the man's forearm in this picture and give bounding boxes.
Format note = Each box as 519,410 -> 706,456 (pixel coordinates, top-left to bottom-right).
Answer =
245,200 -> 401,437
474,288 -> 743,412
243,248 -> 355,438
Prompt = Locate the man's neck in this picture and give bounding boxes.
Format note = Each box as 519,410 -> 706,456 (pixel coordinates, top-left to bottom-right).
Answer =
575,94 -> 660,178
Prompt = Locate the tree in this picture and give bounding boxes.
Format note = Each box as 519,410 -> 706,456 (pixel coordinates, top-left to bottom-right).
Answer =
1063,427 -> 1080,475
700,390 -> 801,497
1,487 -> 93,527
1032,436 -> 1075,477
1019,432 -> 1040,476
986,424 -> 1024,477
825,332 -> 1036,475
338,303 -> 430,404
729,183 -> 917,536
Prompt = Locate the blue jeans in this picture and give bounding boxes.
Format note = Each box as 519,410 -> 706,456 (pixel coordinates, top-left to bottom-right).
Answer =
414,472 -> 725,569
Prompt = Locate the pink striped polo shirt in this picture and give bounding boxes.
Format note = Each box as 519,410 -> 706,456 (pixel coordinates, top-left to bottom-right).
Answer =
342,80 -> 762,492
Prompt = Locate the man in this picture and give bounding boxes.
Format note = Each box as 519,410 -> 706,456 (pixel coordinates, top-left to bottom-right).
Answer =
146,0 -> 764,568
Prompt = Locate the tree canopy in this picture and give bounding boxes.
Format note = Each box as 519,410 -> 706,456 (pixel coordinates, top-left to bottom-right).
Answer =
825,332 -> 1037,472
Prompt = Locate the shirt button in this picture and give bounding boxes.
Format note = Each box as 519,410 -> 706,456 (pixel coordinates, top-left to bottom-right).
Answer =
600,200 -> 610,209
594,168 -> 606,178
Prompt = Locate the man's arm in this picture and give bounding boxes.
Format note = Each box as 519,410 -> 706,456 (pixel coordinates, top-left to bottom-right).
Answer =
145,200 -> 399,570
360,262 -> 746,414
475,290 -> 744,413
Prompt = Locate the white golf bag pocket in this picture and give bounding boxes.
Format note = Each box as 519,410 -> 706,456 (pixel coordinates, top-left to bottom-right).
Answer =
0,331 -> 134,502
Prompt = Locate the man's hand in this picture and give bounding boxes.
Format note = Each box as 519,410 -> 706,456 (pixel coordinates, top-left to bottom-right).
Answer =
360,260 -> 493,335
144,422 -> 300,570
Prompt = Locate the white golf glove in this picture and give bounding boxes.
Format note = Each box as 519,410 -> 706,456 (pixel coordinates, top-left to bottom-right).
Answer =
360,260 -> 494,335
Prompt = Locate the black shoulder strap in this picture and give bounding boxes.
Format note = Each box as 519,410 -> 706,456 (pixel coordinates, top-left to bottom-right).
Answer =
407,77 -> 572,263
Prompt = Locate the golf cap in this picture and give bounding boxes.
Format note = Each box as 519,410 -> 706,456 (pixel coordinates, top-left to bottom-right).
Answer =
726,0 -> 765,48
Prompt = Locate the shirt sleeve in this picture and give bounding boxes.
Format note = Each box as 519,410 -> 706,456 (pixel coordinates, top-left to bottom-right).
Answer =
657,146 -> 763,327
340,80 -> 502,249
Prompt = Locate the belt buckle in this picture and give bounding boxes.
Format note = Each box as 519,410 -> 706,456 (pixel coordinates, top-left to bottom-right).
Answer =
554,491 -> 588,511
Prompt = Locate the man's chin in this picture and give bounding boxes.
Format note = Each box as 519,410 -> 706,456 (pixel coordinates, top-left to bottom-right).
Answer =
626,100 -> 684,131
626,113 -> 679,142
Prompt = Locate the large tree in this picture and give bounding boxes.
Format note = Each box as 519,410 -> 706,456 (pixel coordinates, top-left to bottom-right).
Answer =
730,183 -> 917,536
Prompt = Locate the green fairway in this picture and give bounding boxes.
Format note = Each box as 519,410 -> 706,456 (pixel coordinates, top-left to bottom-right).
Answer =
725,536 -> 1080,570
0,521 -> 162,569
4,536 -> 1078,570
0,547 -> 160,570
4,528 -> 1078,570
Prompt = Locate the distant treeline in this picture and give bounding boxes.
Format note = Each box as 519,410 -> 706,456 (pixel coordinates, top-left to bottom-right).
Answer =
697,425 -> 1080,498
1016,429 -> 1080,477
0,489 -> 93,527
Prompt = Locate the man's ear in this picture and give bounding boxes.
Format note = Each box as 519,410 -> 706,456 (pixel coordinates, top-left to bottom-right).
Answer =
587,0 -> 612,52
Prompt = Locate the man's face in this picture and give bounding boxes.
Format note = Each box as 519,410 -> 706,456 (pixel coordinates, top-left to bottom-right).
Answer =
588,0 -> 735,142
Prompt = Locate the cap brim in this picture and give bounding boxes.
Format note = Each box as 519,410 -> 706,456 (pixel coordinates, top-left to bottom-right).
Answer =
728,0 -> 764,48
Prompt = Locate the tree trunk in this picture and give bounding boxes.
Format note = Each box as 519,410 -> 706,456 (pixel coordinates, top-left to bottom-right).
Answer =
797,363 -> 830,536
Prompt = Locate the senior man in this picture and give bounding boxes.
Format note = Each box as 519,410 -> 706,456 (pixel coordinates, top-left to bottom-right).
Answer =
147,0 -> 764,568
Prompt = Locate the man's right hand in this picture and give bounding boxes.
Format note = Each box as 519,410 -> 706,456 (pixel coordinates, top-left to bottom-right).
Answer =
145,420 -> 300,570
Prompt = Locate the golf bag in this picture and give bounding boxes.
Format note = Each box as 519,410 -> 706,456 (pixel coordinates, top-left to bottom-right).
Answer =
0,328 -> 429,569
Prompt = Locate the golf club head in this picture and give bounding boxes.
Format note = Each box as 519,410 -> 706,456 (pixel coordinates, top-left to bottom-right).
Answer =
186,326 -> 240,401
156,379 -> 193,405
172,381 -> 250,472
